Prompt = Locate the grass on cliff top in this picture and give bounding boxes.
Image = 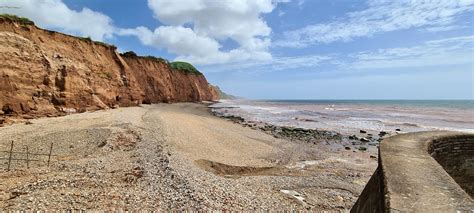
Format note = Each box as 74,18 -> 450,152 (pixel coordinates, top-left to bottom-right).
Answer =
121,51 -> 169,63
0,14 -> 34,25
170,61 -> 202,75
119,52 -> 202,75
76,36 -> 116,48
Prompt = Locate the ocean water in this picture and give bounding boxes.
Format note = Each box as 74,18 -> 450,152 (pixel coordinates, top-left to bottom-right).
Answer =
210,99 -> 474,135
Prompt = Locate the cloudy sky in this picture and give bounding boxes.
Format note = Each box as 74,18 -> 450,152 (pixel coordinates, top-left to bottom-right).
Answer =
1,0 -> 473,99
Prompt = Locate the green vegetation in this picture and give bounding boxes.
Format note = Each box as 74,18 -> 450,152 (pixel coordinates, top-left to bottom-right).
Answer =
119,53 -> 201,75
120,52 -> 169,64
170,61 -> 202,75
78,36 -> 93,42
75,36 -> 115,48
0,14 -> 34,25
93,40 -> 114,47
144,55 -> 169,64
120,51 -> 138,57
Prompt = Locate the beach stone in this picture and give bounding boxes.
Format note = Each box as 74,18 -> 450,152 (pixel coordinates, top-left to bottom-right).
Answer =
360,137 -> 369,142
395,128 -> 401,132
22,115 -> 34,119
360,130 -> 367,134
379,131 -> 388,137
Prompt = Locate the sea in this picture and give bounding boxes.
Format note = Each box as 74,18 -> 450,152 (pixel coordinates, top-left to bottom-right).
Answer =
210,99 -> 474,135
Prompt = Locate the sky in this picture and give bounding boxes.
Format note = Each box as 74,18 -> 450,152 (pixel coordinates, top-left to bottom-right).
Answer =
1,0 -> 473,100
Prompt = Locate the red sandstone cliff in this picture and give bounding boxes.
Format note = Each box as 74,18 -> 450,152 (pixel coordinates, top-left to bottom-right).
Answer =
0,18 -> 219,121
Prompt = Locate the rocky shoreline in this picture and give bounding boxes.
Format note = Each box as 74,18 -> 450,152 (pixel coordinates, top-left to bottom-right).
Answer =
211,107 -> 400,154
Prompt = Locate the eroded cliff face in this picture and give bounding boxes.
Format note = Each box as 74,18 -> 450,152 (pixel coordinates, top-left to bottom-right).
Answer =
0,19 -> 219,121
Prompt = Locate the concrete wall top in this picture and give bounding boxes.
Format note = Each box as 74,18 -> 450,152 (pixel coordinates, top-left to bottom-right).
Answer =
380,131 -> 473,212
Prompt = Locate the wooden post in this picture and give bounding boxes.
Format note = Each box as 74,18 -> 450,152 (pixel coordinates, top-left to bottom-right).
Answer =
25,146 -> 29,169
7,141 -> 13,171
47,143 -> 53,167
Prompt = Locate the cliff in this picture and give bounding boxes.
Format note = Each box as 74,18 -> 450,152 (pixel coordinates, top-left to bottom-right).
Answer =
0,16 -> 219,121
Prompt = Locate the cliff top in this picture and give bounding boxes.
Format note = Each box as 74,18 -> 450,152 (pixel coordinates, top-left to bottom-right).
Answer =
120,51 -> 202,75
0,14 -> 34,25
0,14 -> 203,76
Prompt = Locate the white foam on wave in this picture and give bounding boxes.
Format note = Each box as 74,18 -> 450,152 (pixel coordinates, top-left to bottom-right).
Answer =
211,100 -> 474,134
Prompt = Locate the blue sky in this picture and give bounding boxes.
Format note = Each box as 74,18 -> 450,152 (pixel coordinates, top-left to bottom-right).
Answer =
1,0 -> 473,99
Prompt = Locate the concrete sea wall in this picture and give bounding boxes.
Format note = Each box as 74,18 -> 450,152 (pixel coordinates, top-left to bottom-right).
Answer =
351,131 -> 474,212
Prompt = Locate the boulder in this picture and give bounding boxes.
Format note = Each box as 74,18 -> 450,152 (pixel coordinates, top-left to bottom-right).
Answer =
359,130 -> 367,134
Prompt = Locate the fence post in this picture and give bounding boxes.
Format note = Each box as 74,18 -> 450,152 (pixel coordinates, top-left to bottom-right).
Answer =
7,141 -> 13,171
47,143 -> 53,167
25,145 -> 29,169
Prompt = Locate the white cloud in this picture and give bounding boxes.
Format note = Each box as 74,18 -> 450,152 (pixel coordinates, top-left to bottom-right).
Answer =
121,26 -> 221,57
0,0 -> 115,41
121,0 -> 281,65
349,36 -> 474,69
201,54 -> 332,73
275,0 -> 474,48
204,35 -> 474,73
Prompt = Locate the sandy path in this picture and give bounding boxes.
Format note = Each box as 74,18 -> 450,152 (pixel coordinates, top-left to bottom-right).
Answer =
0,103 -> 377,211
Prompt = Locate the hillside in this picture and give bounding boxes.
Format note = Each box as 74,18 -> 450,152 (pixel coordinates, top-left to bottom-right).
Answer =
0,15 -> 219,122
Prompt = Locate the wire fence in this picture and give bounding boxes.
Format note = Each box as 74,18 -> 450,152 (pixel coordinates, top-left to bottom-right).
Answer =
0,141 -> 56,171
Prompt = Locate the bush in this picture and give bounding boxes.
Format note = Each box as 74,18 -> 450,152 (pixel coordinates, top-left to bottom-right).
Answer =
120,51 -> 138,57
0,14 -> 34,25
169,61 -> 202,75
78,36 -> 92,43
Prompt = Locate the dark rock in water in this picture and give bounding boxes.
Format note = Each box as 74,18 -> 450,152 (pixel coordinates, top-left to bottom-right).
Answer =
349,135 -> 358,140
358,146 -> 367,151
295,117 -> 316,122
379,131 -> 388,137
221,115 -> 245,123
359,137 -> 370,142
395,128 -> 401,131
345,146 -> 351,150
359,130 -> 367,134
